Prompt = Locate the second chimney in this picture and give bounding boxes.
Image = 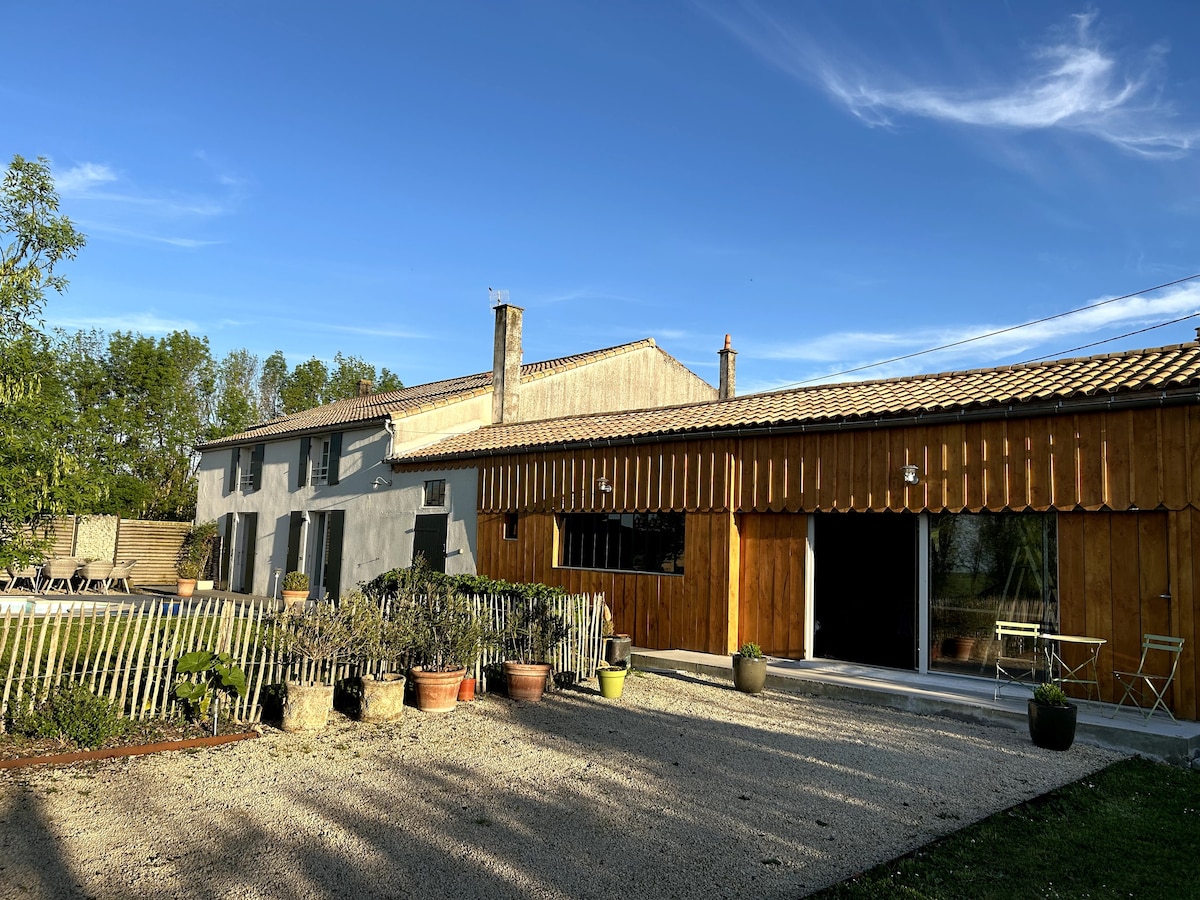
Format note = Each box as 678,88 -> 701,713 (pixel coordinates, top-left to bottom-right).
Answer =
357,378 -> 372,397
492,302 -> 523,423
719,334 -> 736,400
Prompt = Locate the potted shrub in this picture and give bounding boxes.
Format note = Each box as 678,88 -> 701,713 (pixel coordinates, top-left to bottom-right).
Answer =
273,593 -> 374,732
178,521 -> 218,593
281,570 -> 310,611
357,592 -> 413,724
501,598 -> 570,702
175,559 -> 201,598
732,641 -> 767,694
1028,682 -> 1077,751
402,570 -> 485,713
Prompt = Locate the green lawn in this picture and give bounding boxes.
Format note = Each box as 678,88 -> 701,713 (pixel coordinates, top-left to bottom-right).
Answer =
811,756 -> 1200,900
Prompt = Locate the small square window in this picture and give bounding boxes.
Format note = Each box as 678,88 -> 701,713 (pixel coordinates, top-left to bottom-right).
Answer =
424,479 -> 446,507
503,513 -> 518,541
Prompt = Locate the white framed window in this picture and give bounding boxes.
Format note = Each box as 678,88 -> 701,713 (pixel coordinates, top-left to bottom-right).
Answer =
311,437 -> 332,486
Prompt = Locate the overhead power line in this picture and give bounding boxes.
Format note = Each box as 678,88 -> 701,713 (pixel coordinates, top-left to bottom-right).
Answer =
1020,311 -> 1200,363
780,273 -> 1200,389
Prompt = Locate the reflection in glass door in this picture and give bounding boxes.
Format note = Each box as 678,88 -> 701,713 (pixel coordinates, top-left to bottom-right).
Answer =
928,513 -> 1058,677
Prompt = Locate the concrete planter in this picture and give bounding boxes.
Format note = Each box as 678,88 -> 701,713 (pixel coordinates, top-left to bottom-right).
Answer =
732,654 -> 767,694
359,673 -> 407,724
282,682 -> 333,732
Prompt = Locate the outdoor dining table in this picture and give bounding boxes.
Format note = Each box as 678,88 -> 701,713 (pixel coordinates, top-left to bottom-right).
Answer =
1042,633 -> 1106,701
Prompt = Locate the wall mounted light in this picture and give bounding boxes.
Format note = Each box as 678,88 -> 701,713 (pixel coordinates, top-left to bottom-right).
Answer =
372,476 -> 393,489
901,464 -> 920,486
597,476 -> 614,494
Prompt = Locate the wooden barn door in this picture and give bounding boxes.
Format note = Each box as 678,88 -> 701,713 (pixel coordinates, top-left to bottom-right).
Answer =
738,513 -> 807,658
1058,511 -> 1171,705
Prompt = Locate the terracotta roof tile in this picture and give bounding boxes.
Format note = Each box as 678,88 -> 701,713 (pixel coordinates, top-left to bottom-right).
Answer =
394,342 -> 1200,463
198,339 -> 657,449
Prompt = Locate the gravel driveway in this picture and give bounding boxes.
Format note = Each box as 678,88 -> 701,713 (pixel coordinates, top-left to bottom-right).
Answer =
0,670 -> 1123,899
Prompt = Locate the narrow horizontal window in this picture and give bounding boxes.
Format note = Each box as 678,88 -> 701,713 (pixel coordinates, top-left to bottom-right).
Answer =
559,512 -> 684,575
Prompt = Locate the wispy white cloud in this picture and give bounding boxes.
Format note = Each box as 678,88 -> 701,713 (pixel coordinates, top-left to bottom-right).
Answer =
49,312 -> 198,335
325,323 -> 428,340
50,156 -> 244,248
54,162 -> 118,195
750,282 -> 1200,386
711,8 -> 1197,158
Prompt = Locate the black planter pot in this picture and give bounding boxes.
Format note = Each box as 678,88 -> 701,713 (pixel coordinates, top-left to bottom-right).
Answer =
605,634 -> 632,667
1027,700 -> 1078,751
732,654 -> 767,694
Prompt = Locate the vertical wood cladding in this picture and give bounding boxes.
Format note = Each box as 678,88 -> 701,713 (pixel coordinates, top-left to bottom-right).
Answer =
477,510 -> 734,655
737,513 -> 807,658
1057,510 -> 1195,719
472,406 -> 1200,515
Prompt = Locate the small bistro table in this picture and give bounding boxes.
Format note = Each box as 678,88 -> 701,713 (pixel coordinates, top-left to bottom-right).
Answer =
1042,633 -> 1106,701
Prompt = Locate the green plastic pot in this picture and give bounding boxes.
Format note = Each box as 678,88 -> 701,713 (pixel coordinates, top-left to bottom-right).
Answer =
597,667 -> 628,699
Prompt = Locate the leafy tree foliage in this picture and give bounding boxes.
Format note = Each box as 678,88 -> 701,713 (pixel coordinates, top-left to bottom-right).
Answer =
0,156 -> 86,566
280,357 -> 328,414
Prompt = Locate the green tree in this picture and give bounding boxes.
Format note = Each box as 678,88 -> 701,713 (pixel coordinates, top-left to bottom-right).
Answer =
212,348 -> 260,439
0,156 -> 86,566
1,155 -> 85,343
326,351 -> 403,401
259,350 -> 288,421
280,357 -> 328,414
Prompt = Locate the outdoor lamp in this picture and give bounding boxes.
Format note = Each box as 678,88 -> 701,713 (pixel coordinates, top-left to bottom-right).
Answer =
901,464 -> 920,485
597,476 -> 614,493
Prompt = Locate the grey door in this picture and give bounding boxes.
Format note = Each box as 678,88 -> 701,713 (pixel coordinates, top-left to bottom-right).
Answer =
413,514 -> 448,573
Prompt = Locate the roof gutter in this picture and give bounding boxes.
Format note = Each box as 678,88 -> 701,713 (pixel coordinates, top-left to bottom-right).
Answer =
389,387 -> 1200,466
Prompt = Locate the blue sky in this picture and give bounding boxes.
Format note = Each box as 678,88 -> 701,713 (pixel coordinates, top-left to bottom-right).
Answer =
8,1 -> 1199,394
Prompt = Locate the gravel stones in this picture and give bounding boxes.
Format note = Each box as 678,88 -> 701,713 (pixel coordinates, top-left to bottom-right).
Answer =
0,671 -> 1123,899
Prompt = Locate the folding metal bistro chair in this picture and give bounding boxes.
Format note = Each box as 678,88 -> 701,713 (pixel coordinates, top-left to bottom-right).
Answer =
994,620 -> 1042,700
1109,634 -> 1185,723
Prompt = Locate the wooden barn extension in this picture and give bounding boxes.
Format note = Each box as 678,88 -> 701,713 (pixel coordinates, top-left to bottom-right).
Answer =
396,343 -> 1200,721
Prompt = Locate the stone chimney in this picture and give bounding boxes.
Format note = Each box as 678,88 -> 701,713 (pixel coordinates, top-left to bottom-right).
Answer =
356,378 -> 372,397
492,303 -> 523,423
719,334 -> 736,400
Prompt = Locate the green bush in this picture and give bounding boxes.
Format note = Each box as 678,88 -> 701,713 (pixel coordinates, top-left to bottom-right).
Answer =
10,682 -> 130,749
1033,682 -> 1068,706
738,642 -> 764,659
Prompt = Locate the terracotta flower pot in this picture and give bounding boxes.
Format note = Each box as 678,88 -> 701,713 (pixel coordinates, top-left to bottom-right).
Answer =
281,589 -> 308,612
359,673 -> 407,724
457,676 -> 476,702
176,578 -> 197,599
411,667 -> 465,713
503,661 -> 552,701
282,682 -> 333,732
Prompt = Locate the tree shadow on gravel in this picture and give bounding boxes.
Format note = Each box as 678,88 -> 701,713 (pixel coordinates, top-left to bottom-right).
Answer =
0,781 -> 88,898
0,674 -> 1120,900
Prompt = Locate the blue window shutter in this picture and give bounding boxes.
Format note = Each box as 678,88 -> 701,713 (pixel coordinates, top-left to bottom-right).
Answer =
285,511 -> 303,574
324,510 -> 345,598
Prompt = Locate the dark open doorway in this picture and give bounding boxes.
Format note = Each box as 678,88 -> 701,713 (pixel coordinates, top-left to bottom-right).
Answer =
814,512 -> 917,670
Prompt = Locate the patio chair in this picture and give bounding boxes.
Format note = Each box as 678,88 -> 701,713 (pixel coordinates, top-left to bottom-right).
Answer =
1109,634 -> 1185,723
994,620 -> 1042,700
78,560 -> 114,594
5,564 -> 41,593
41,557 -> 81,594
107,559 -> 137,594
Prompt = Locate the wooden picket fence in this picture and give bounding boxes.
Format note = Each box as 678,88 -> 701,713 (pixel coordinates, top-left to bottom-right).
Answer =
0,592 -> 607,725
